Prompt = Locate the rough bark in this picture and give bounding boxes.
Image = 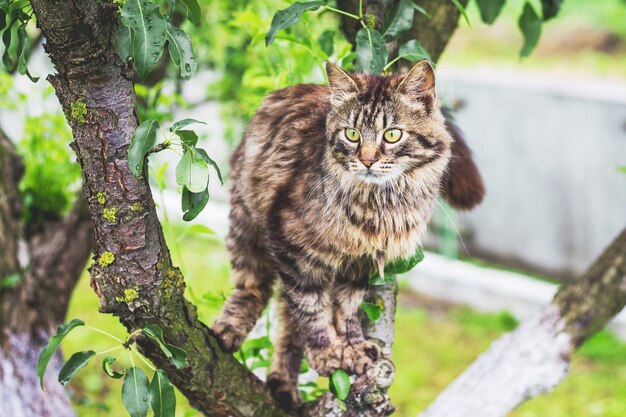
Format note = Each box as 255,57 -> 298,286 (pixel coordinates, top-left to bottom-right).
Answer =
419,227 -> 626,417
3,198 -> 93,333
0,128 -> 87,417
0,128 -> 22,294
28,1 -> 289,416
400,0 -> 467,64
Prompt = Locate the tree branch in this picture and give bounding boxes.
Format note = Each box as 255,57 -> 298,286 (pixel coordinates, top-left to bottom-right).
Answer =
0,127 -> 22,280
419,227 -> 626,417
28,1 -> 290,416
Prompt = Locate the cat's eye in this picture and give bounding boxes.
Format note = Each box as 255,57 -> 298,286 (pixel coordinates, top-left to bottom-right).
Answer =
383,128 -> 402,143
344,128 -> 361,142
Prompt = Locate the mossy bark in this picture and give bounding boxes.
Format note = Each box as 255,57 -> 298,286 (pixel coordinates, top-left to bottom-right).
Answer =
28,1 -> 289,416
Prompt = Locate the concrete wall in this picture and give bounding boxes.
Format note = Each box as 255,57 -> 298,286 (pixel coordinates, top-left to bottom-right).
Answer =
438,68 -> 626,277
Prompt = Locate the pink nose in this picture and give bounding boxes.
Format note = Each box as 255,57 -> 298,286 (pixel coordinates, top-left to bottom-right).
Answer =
360,158 -> 377,168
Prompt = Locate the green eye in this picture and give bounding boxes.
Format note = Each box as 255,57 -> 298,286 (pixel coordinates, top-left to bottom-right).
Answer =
384,128 -> 402,143
344,128 -> 361,142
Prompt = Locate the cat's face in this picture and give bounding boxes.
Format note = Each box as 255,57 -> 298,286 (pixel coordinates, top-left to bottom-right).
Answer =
325,62 -> 452,186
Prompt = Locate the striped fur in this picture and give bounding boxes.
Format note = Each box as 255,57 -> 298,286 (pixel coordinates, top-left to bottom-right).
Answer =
212,61 -> 455,409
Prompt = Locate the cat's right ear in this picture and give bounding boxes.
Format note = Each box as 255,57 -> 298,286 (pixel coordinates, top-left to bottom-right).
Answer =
326,62 -> 359,104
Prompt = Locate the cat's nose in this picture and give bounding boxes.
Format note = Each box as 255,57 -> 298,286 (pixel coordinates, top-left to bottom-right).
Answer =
360,157 -> 378,168
360,143 -> 378,168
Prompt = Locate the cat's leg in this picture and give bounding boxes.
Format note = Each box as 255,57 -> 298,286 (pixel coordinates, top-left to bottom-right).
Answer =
334,282 -> 381,374
211,209 -> 276,352
267,291 -> 304,411
276,270 -> 343,377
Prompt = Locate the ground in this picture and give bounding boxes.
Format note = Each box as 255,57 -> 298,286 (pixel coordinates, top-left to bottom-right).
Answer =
61,224 -> 626,417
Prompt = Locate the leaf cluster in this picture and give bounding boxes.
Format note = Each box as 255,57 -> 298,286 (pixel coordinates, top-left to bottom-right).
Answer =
0,0 -> 38,81
129,117 -> 222,221
116,0 -> 200,81
37,320 -> 187,417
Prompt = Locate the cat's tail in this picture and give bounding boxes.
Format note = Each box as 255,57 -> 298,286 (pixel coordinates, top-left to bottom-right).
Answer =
441,109 -> 485,211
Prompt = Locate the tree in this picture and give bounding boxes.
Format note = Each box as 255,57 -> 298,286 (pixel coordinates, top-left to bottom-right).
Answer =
0,1 -> 624,417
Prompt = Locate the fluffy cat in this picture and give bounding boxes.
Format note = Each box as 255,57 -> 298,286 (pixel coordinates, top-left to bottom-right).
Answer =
211,61 -> 484,409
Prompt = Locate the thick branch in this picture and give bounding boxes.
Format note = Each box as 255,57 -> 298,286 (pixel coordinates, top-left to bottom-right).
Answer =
400,0 -> 467,64
336,0 -> 465,65
29,1 -> 289,416
3,197 -> 93,333
419,227 -> 626,417
0,128 -> 22,281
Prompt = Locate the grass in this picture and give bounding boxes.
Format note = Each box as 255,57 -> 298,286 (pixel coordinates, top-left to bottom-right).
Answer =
61,224 -> 626,416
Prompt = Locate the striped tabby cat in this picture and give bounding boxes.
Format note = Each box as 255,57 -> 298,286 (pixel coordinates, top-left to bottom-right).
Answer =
211,61 -> 484,409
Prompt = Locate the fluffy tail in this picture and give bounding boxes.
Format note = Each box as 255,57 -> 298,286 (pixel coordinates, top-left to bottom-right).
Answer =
442,110 -> 485,211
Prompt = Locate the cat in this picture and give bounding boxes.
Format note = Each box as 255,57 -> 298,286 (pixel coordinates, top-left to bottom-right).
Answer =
211,61 -> 484,409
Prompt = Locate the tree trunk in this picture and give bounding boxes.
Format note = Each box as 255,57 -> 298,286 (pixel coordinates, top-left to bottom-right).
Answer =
419,227 -> 626,417
0,128 -> 92,417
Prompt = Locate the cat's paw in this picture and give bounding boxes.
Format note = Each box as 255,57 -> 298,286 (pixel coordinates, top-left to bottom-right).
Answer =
343,340 -> 381,375
306,343 -> 343,376
267,372 -> 300,411
211,320 -> 246,352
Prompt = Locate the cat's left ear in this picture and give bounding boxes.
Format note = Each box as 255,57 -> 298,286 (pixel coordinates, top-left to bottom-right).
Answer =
397,60 -> 436,99
326,62 -> 359,104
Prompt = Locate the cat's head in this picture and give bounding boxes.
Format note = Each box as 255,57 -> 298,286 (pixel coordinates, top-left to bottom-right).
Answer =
325,61 -> 452,187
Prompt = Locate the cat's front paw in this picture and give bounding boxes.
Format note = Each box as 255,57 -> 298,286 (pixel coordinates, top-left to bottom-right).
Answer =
211,320 -> 246,352
343,340 -> 381,375
306,342 -> 343,376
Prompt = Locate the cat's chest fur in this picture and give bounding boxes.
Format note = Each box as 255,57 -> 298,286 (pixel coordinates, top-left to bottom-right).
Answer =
304,176 -> 438,268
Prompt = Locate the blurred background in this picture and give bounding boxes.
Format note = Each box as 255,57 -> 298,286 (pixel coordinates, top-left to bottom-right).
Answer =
1,0 -> 625,416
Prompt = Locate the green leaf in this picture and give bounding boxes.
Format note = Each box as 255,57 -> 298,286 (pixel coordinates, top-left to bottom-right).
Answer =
541,0 -> 562,20
115,24 -> 132,62
329,369 -> 351,401
165,22 -> 197,80
175,150 -> 209,193
37,319 -> 85,389
178,0 -> 201,25
382,0 -> 415,41
176,130 -> 198,146
58,350 -> 95,386
147,369 -> 176,417
196,148 -> 223,185
318,30 -> 334,58
450,0 -> 470,26
142,325 -> 188,369
265,1 -> 324,46
170,118 -> 206,132
119,0 -> 167,81
385,248 -> 425,274
476,0 -> 505,24
15,22 -> 37,82
361,301 -> 382,322
410,1 -> 429,17
122,367 -> 150,417
102,356 -> 126,379
617,166 -> 626,174
128,119 -> 159,178
2,20 -> 18,71
181,187 -> 209,222
369,272 -> 395,286
179,224 -> 215,238
1,272 -> 21,289
355,28 -> 387,74
398,39 -> 432,62
518,2 -> 542,57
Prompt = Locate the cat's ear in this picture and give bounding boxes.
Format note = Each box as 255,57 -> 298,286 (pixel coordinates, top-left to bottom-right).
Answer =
326,62 -> 359,103
397,60 -> 436,98
441,116 -> 485,211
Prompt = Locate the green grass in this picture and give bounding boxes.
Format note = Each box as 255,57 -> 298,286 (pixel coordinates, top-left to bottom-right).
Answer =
61,226 -> 626,416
